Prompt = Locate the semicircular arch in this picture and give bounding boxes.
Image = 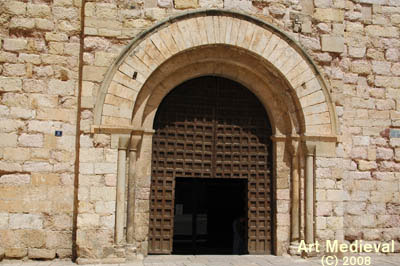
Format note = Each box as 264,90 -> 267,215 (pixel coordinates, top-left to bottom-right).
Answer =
93,9 -> 338,137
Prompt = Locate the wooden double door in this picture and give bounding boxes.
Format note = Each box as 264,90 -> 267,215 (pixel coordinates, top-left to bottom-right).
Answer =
149,76 -> 273,254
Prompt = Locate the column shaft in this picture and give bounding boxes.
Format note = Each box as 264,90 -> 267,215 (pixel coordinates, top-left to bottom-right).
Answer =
126,149 -> 137,244
305,144 -> 315,244
115,148 -> 127,244
291,153 -> 300,242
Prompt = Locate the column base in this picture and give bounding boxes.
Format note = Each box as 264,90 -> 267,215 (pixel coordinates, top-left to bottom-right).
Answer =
289,242 -> 302,256
301,246 -> 318,258
125,243 -> 138,261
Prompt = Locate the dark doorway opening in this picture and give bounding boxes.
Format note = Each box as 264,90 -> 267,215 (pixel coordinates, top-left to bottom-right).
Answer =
173,177 -> 248,255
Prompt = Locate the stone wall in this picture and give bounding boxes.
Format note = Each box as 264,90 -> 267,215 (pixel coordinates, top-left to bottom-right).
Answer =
0,0 -> 400,262
78,0 -> 400,256
0,0 -> 81,260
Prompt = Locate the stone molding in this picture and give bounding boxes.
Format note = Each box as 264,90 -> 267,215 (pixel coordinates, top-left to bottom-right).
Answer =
92,9 -> 339,137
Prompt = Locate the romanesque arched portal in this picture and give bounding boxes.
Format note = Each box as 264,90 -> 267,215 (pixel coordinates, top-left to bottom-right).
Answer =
89,9 -> 339,258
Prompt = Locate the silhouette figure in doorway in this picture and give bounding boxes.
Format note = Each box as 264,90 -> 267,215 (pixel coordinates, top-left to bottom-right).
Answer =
232,216 -> 246,254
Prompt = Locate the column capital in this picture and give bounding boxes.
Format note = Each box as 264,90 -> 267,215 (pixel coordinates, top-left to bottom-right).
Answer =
118,135 -> 130,150
129,134 -> 142,152
304,142 -> 316,156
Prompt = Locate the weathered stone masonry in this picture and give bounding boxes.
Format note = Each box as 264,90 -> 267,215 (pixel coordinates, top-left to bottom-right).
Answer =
0,0 -> 400,263
1,0 -> 81,261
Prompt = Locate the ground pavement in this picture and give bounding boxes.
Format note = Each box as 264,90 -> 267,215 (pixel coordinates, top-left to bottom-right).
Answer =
1,255 -> 399,266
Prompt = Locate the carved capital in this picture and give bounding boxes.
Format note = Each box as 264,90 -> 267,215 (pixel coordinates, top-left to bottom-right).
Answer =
118,135 -> 130,150
304,142 -> 316,156
129,134 -> 142,152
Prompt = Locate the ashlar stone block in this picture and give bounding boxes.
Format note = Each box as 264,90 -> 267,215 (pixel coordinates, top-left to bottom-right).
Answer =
0,174 -> 31,185
3,39 -> 27,51
0,213 -> 9,229
174,0 -> 198,9
0,133 -> 18,147
77,213 -> 100,227
4,1 -> 27,15
321,35 -> 344,53
158,0 -> 173,8
9,214 -> 42,229
28,249 -> 56,259
0,77 -> 22,92
314,8 -> 344,22
199,0 -> 223,8
18,134 -> 43,148
5,248 -> 27,259
9,18 -> 35,30
358,160 -> 377,171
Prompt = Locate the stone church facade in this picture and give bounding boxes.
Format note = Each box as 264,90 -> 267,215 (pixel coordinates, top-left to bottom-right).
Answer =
0,0 -> 399,263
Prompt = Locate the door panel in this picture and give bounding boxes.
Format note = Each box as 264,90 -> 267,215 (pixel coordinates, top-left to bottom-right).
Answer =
149,76 -> 272,254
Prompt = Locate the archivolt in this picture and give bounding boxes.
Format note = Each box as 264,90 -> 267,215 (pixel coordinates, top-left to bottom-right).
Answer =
93,9 -> 338,137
